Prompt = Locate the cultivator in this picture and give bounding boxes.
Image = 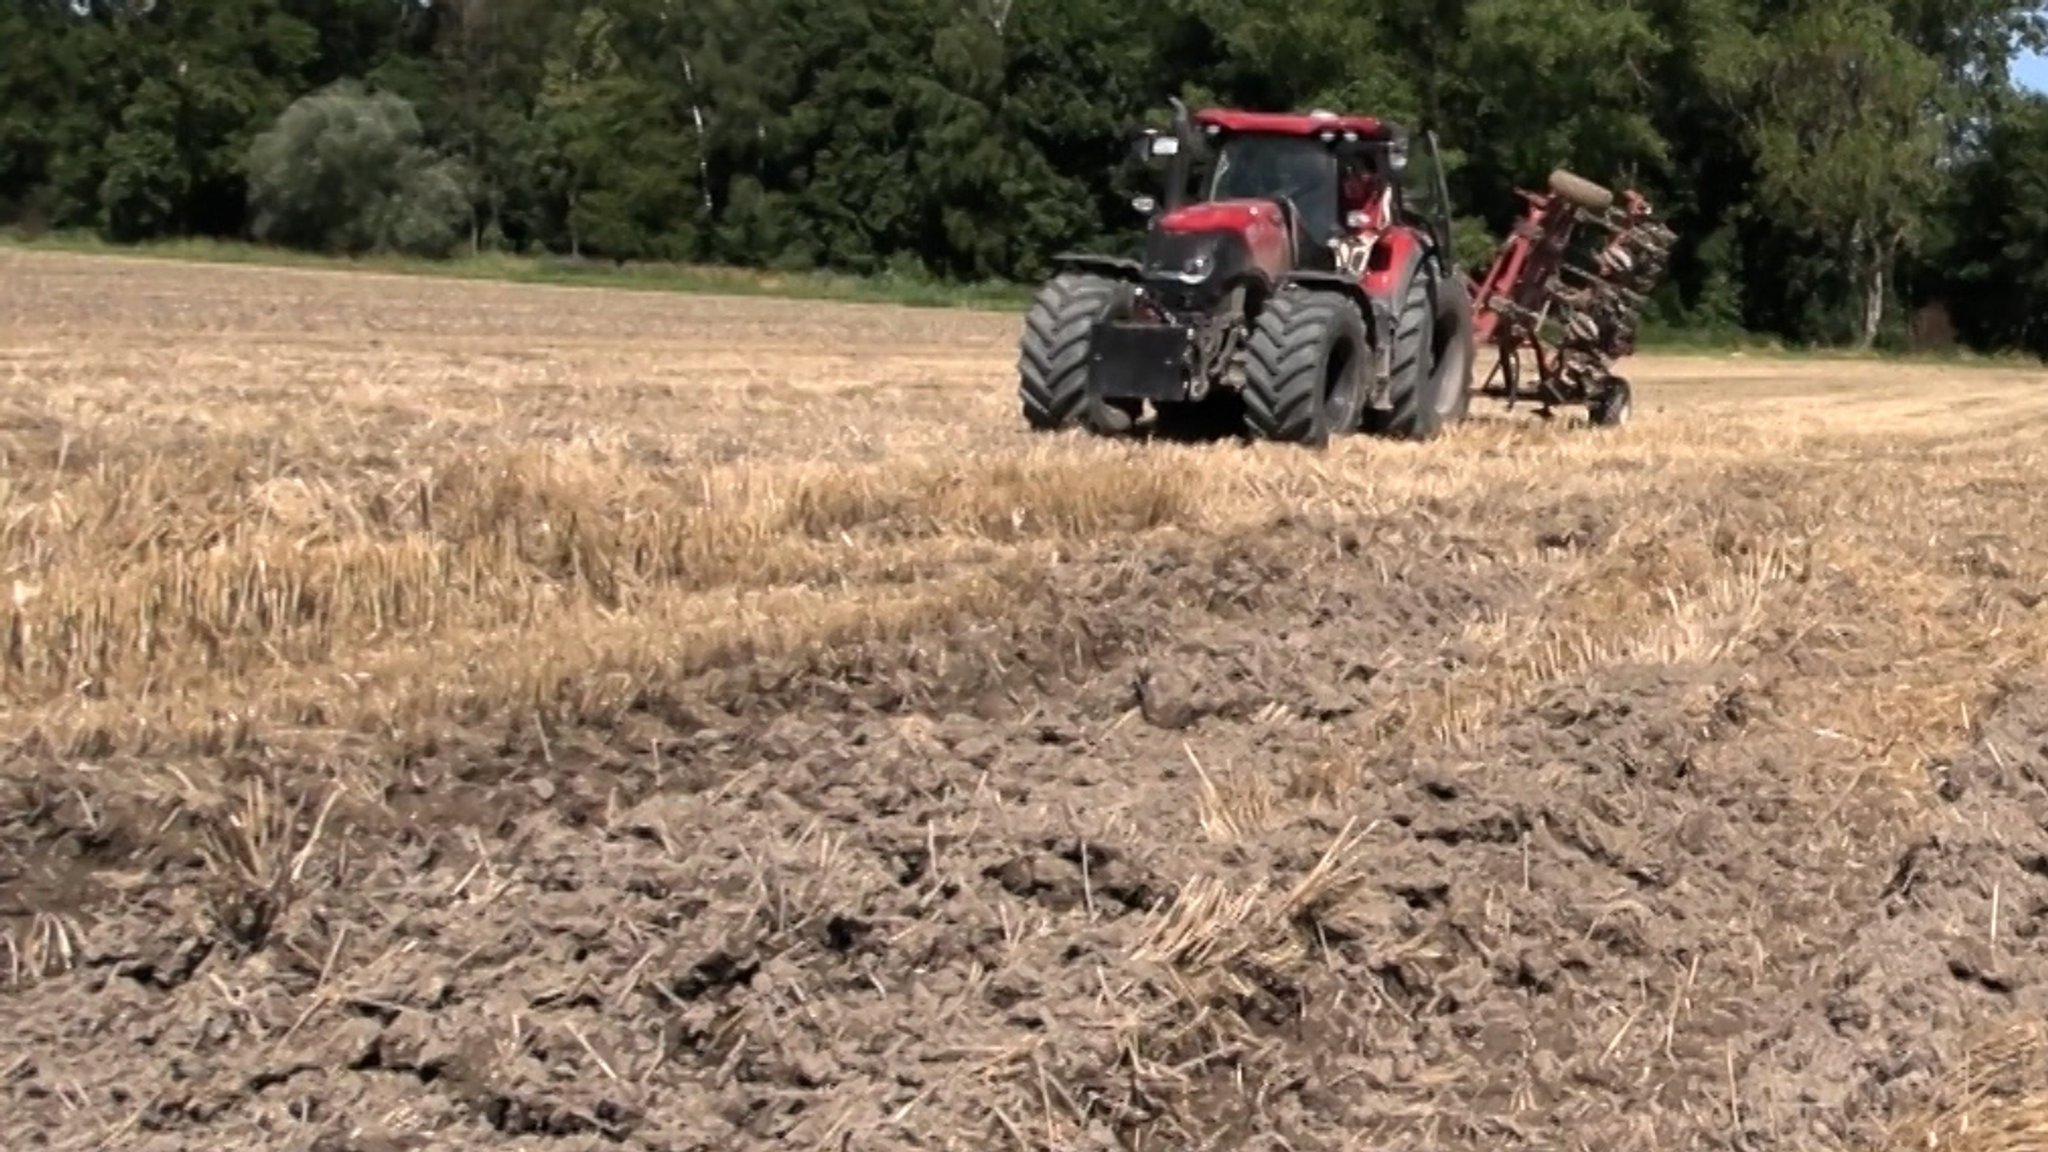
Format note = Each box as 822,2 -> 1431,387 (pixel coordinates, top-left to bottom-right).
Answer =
1470,170 -> 1677,427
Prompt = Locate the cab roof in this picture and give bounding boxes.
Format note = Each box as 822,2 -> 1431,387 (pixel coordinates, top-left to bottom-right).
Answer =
1192,108 -> 1397,140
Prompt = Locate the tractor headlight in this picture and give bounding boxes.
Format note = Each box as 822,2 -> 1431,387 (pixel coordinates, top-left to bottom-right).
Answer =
1147,238 -> 1220,285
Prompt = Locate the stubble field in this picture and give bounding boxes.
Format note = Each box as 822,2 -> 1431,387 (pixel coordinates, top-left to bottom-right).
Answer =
5,246 -> 2048,1151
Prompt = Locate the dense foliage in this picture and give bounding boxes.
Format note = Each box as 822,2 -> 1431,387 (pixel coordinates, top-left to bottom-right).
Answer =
5,0 -> 2047,354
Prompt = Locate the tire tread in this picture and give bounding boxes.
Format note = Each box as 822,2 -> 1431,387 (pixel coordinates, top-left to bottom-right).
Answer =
1018,273 -> 1118,430
1242,290 -> 1353,445
1376,271 -> 1439,441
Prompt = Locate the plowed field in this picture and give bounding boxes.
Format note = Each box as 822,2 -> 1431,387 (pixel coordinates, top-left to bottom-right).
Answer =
6,246 -> 2048,1151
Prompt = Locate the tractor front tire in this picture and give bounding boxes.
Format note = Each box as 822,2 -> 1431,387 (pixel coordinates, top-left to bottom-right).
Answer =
1241,290 -> 1369,448
1018,272 -> 1132,433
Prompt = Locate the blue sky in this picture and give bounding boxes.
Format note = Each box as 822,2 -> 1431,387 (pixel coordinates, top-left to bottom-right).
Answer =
2022,50 -> 2048,91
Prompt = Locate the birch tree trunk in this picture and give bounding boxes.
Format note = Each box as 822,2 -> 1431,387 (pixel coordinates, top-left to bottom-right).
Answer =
1854,226 -> 1895,350
1859,246 -> 1886,349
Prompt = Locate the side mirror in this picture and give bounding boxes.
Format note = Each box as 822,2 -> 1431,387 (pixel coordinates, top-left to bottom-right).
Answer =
1131,130 -> 1181,165
1131,194 -> 1158,216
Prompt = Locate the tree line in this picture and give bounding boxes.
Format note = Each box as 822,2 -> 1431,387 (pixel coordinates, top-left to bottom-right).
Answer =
4,0 -> 2047,357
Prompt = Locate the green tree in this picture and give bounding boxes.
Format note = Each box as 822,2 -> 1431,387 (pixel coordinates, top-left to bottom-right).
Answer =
243,80 -> 471,257
1462,0 -> 1669,197
427,0 -> 565,252
1704,0 -> 1946,346
1936,91 -> 2048,359
535,4 -> 700,260
4,0 -> 2048,359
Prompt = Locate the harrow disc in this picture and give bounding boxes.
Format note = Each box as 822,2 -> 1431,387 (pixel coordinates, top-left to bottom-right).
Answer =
1542,187 -> 1676,408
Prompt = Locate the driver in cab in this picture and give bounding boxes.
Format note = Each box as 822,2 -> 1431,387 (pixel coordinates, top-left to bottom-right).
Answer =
1339,154 -> 1392,235
1331,154 -> 1389,274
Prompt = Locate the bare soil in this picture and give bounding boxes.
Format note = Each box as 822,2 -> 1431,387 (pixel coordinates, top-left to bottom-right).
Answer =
4,248 -> 2048,1151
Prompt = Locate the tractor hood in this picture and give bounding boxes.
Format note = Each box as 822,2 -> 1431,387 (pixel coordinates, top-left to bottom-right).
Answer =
1144,198 -> 1297,293
1154,198 -> 1287,236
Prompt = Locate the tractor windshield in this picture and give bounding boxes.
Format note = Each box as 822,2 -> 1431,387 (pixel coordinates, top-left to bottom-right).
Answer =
1205,134 -> 1339,237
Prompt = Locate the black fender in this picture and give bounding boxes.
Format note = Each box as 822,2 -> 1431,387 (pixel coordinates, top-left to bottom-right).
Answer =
1050,252 -> 1144,282
1277,270 -> 1393,374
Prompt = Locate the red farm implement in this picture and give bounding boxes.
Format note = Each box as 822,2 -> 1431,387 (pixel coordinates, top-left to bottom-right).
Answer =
1469,170 -> 1677,427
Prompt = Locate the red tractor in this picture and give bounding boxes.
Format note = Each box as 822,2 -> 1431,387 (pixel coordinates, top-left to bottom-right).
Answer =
1017,99 -> 1475,447
1017,100 -> 1676,444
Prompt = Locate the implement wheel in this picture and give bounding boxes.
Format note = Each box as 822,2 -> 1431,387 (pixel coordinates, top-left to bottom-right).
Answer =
1590,375 -> 1633,428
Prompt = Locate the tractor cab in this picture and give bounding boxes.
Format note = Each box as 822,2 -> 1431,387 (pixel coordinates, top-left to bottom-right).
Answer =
1130,106 -> 1453,276
1202,131 -> 1346,267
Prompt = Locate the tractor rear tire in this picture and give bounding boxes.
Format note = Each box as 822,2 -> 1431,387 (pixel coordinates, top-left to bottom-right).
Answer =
1018,272 -> 1138,433
1369,260 -> 1469,442
1434,270 -> 1478,425
1240,289 -> 1369,448
1548,169 -> 1615,212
